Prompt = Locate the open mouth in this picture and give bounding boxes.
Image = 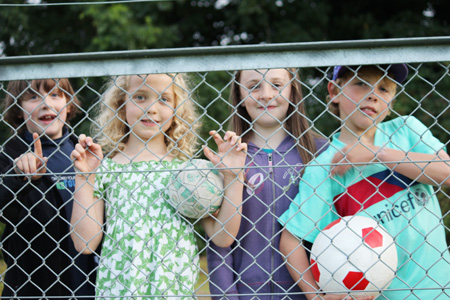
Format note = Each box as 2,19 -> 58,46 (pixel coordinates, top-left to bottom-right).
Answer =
361,107 -> 376,115
39,115 -> 57,122
141,119 -> 158,126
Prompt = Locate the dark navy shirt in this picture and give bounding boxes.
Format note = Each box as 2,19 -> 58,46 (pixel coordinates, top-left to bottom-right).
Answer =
25,129 -> 97,299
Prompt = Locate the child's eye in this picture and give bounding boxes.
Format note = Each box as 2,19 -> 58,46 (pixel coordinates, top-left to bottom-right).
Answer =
133,95 -> 145,101
160,97 -> 169,102
379,86 -> 391,93
272,83 -> 282,88
25,94 -> 41,101
50,93 -> 59,98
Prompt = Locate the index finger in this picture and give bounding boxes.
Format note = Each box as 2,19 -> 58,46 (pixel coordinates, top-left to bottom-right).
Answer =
33,132 -> 43,159
209,130 -> 224,145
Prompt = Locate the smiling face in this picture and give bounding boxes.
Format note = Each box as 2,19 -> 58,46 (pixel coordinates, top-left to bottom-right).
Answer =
20,85 -> 70,140
328,67 -> 397,137
124,74 -> 176,144
239,69 -> 292,131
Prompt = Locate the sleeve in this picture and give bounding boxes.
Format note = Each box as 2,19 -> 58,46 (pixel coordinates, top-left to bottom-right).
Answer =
401,116 -> 446,154
206,240 -> 239,300
279,162 -> 339,243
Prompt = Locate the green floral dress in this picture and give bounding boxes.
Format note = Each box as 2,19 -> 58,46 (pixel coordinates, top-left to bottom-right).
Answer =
93,158 -> 199,299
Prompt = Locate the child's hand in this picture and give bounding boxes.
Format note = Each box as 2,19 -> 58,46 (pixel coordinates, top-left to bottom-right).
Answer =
331,143 -> 380,176
14,132 -> 47,180
203,131 -> 247,180
71,134 -> 103,177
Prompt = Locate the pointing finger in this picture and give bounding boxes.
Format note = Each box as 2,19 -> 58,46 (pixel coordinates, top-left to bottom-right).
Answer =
33,132 -> 43,159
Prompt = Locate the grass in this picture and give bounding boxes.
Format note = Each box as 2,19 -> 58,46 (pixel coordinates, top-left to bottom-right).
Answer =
196,255 -> 212,300
0,259 -> 6,294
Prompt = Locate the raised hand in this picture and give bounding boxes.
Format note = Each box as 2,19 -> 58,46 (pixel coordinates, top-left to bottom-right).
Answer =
70,134 -> 103,177
331,143 -> 380,176
203,130 -> 247,180
14,132 -> 47,180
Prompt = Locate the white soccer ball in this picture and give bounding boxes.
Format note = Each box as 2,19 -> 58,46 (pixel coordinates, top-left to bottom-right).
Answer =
167,159 -> 224,219
310,215 -> 398,296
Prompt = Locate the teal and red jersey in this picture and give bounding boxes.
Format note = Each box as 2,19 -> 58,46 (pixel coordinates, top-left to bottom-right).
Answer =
280,116 -> 450,299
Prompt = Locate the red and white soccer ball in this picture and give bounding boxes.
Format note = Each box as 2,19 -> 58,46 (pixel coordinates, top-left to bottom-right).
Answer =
310,216 -> 398,296
168,159 -> 224,219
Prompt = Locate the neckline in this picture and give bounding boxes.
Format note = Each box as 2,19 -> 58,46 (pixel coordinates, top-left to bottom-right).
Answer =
248,135 -> 292,152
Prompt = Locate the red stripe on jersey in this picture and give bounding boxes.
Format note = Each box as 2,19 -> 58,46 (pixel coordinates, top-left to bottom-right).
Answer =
334,176 -> 405,216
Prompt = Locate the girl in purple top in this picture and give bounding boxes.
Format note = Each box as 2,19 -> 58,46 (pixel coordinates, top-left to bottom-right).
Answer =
207,69 -> 327,300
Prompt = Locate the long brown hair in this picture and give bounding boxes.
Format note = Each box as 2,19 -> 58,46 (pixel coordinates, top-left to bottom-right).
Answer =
230,68 -> 318,165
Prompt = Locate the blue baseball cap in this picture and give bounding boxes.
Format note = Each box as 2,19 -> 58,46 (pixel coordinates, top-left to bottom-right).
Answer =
332,64 -> 408,84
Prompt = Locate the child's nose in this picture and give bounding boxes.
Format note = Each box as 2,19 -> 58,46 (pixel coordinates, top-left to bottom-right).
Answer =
258,85 -> 275,101
42,96 -> 55,109
146,101 -> 158,114
367,91 -> 378,102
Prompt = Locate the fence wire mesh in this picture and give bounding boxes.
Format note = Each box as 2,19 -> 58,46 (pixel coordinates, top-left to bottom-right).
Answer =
0,41 -> 449,300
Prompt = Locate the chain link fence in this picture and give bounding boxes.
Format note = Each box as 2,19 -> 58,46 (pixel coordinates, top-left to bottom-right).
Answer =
0,38 -> 449,299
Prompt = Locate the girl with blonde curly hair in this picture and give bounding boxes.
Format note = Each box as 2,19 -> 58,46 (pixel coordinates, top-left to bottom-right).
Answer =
70,73 -> 247,299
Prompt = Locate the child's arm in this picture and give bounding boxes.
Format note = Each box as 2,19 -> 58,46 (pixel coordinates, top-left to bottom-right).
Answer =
280,229 -> 374,300
70,134 -> 105,254
331,144 -> 450,187
201,131 -> 247,248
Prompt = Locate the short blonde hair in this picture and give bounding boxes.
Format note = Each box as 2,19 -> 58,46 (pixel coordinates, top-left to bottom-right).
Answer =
94,74 -> 199,160
327,66 -> 398,117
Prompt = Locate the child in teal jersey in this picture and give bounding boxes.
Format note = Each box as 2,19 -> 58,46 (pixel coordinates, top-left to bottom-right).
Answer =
280,64 -> 450,299
70,73 -> 247,299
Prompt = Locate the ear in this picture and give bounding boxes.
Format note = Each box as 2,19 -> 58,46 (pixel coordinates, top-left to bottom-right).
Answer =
327,81 -> 340,103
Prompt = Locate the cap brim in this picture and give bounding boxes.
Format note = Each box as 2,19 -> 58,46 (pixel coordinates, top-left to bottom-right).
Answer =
333,64 -> 408,84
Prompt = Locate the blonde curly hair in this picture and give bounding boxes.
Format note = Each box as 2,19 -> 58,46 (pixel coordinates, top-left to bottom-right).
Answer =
93,74 -> 199,160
